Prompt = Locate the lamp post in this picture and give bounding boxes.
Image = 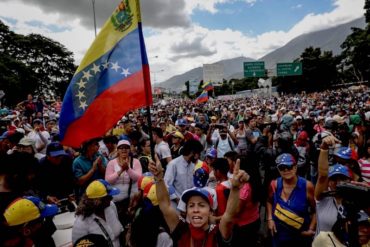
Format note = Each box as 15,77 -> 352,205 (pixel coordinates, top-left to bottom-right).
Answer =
91,0 -> 97,37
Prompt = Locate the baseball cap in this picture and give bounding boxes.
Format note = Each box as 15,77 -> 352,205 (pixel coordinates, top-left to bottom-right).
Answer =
206,147 -> 217,158
178,119 -> 188,126
143,182 -> 158,206
276,153 -> 296,166
334,147 -> 352,160
357,211 -> 370,224
137,173 -> 154,191
86,179 -> 120,199
46,142 -> 68,157
171,131 -> 184,140
18,137 -> 35,146
181,187 -> 214,209
193,163 -> 210,188
33,119 -> 43,125
328,164 -> 351,179
4,196 -> 58,226
117,140 -> 131,148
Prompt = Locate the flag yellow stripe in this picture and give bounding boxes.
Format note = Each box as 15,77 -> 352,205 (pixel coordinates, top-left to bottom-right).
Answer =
274,203 -> 304,230
76,0 -> 140,74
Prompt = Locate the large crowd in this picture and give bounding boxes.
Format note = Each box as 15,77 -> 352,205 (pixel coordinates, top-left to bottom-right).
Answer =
1,87 -> 370,247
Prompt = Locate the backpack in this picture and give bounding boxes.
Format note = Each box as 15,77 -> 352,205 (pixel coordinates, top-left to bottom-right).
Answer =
215,136 -> 235,151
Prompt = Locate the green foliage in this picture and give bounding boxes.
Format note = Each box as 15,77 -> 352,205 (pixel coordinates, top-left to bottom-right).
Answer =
0,20 -> 76,106
340,26 -> 370,82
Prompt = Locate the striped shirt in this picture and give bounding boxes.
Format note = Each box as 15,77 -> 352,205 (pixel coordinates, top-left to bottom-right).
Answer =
359,158 -> 370,185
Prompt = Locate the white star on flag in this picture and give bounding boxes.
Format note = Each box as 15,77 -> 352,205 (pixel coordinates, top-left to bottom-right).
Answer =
82,70 -> 92,80
79,101 -> 88,110
121,68 -> 131,77
111,62 -> 121,72
91,64 -> 101,74
102,61 -> 110,70
76,91 -> 85,100
77,79 -> 87,89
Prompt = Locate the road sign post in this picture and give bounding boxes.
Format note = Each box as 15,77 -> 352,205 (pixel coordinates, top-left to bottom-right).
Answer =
244,61 -> 265,78
277,62 -> 302,76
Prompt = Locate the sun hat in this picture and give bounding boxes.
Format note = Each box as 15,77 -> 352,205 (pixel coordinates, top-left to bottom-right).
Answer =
86,179 -> 120,199
4,196 -> 58,226
328,164 -> 351,179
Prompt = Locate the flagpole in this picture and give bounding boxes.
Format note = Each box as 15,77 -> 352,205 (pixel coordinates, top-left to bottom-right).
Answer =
91,0 -> 97,37
137,0 -> 155,159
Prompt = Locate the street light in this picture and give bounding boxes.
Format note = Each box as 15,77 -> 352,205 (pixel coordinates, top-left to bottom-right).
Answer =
152,69 -> 164,84
91,0 -> 97,37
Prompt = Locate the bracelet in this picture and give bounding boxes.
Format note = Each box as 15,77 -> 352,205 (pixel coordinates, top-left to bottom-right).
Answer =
154,177 -> 164,182
267,218 -> 273,221
320,148 -> 329,152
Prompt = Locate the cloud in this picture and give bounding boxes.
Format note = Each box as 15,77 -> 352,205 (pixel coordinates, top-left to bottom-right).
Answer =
291,4 -> 303,9
186,0 -> 257,14
169,37 -> 217,61
1,0 -> 190,29
0,0 -> 365,83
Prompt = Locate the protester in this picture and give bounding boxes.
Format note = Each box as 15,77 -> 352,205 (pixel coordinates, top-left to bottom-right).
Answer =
72,179 -> 123,247
164,139 -> 204,201
267,153 -> 316,247
72,138 -> 108,198
150,156 -> 250,247
105,140 -> 142,226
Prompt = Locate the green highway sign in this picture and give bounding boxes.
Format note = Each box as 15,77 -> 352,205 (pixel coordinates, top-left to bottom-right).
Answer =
277,62 -> 302,76
244,61 -> 265,78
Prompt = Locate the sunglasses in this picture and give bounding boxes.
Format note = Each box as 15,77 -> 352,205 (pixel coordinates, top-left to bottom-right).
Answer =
277,165 -> 295,171
118,145 -> 130,150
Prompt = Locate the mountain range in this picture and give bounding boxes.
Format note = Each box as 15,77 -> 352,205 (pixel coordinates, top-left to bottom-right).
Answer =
158,17 -> 366,90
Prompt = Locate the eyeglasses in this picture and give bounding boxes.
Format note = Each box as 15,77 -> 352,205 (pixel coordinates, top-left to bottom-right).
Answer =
277,165 -> 295,171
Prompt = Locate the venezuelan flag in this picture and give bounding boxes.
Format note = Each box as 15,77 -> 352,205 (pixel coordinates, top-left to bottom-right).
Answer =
202,81 -> 214,91
59,0 -> 152,148
196,90 -> 209,104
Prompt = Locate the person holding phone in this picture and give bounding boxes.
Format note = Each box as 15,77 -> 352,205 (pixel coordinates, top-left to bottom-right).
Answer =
105,140 -> 142,226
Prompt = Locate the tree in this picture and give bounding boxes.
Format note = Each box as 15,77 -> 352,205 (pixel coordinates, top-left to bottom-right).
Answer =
0,20 -> 76,106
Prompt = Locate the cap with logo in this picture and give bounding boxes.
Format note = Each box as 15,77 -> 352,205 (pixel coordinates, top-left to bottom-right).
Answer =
4,196 -> 58,226
328,164 -> 351,179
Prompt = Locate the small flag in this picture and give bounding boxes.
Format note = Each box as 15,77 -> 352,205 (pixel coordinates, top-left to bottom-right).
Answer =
59,0 -> 152,147
202,81 -> 214,91
196,90 -> 208,103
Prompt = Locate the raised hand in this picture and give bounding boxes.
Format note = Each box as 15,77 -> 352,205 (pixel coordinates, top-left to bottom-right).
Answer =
230,159 -> 250,189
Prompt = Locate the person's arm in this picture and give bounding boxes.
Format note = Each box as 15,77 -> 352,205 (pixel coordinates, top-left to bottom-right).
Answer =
105,160 -> 120,184
315,134 -> 340,200
228,130 -> 238,145
266,180 -> 277,236
301,181 -> 316,237
219,159 -> 249,240
206,125 -> 214,144
74,160 -> 98,187
127,159 -> 142,181
96,156 -> 106,176
149,157 -> 179,232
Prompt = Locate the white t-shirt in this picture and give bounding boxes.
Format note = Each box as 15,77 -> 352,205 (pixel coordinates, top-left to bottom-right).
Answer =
27,130 -> 50,154
155,141 -> 172,160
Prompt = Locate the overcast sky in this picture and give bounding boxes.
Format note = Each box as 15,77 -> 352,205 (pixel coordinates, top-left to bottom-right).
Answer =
0,0 -> 366,83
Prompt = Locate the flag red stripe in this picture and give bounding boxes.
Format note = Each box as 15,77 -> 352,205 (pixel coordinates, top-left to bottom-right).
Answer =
61,70 -> 148,147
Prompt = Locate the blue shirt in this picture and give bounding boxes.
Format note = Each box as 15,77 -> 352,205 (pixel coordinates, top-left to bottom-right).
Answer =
72,153 -> 107,195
